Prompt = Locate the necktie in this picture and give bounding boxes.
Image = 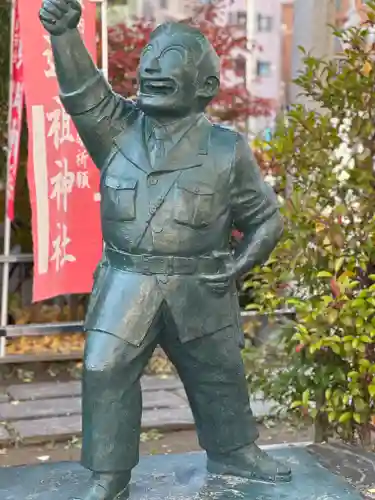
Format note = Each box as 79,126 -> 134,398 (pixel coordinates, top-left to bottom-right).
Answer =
150,129 -> 165,168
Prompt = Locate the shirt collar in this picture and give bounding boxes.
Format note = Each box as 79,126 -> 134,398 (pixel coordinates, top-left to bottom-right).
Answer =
146,113 -> 202,144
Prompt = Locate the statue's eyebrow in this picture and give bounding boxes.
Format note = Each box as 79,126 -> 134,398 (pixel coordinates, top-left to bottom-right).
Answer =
160,45 -> 187,57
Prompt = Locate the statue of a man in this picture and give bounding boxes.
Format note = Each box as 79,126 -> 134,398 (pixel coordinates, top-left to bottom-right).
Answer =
39,1 -> 291,499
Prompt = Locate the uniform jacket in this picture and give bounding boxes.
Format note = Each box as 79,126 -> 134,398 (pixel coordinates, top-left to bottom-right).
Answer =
60,71 -> 280,346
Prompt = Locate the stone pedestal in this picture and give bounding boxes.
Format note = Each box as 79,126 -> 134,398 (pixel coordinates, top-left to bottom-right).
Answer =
0,447 -> 362,499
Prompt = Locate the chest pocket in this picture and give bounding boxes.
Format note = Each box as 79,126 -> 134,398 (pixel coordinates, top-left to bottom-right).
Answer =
173,178 -> 215,228
102,176 -> 138,222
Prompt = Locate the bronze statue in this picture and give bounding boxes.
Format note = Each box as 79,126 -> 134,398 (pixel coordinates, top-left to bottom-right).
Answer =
39,1 -> 291,498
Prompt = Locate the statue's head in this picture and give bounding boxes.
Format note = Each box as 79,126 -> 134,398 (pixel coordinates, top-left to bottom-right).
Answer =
137,22 -> 220,119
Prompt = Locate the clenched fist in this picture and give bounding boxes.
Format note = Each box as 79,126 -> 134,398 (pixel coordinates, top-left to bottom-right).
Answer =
39,0 -> 82,36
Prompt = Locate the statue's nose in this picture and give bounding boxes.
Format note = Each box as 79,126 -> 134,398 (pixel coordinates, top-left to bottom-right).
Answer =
144,57 -> 161,74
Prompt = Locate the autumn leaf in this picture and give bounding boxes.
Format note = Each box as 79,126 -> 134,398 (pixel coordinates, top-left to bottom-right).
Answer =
330,278 -> 341,298
361,60 -> 372,76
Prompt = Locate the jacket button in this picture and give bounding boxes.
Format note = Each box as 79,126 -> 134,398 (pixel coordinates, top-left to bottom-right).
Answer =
149,177 -> 158,186
149,206 -> 156,214
194,187 -> 200,194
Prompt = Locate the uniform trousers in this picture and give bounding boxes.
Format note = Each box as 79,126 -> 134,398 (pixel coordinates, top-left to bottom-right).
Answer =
81,301 -> 258,472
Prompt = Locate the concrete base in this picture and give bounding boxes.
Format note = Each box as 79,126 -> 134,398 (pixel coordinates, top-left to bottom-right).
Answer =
0,447 -> 362,499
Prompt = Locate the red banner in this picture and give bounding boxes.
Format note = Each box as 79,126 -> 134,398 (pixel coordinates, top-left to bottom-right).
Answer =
7,0 -> 24,221
18,0 -> 102,301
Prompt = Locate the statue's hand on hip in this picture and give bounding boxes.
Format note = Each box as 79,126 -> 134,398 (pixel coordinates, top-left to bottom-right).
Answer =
200,251 -> 236,296
39,0 -> 82,36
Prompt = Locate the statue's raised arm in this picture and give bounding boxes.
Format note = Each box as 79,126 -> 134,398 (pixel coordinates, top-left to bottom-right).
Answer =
39,0 -> 135,169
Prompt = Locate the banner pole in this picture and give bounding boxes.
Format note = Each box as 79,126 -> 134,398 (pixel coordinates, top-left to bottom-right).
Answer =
1,0 -> 17,358
101,0 -> 108,79
90,0 -> 108,79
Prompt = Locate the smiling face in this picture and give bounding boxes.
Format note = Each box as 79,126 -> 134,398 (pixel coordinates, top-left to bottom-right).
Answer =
137,32 -> 200,119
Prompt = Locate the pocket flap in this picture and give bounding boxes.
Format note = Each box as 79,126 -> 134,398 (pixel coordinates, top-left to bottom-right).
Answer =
104,176 -> 138,190
177,179 -> 214,196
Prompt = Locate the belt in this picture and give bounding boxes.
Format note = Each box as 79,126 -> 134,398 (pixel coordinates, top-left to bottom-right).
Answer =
105,248 -> 223,276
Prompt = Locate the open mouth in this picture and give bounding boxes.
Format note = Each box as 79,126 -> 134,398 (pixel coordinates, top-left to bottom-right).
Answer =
141,78 -> 177,96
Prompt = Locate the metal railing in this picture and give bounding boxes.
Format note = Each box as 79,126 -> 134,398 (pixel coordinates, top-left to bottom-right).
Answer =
0,251 -> 85,362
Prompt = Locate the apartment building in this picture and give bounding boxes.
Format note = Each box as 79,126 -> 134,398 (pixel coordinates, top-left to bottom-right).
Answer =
281,0 -> 294,107
290,0 -> 372,105
127,0 -> 200,22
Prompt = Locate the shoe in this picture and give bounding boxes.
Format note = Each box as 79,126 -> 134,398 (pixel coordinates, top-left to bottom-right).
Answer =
71,472 -> 131,500
207,443 -> 292,483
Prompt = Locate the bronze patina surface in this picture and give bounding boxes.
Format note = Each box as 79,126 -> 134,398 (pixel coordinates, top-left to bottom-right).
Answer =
38,1 -> 289,498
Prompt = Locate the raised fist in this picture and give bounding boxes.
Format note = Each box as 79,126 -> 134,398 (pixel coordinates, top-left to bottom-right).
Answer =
39,0 -> 82,36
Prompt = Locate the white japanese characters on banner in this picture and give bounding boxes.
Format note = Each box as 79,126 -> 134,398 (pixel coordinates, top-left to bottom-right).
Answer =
19,0 -> 102,301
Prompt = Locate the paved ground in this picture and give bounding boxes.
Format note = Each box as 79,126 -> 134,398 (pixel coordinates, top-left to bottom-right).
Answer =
0,375 -> 374,499
308,442 -> 375,500
0,375 -> 279,447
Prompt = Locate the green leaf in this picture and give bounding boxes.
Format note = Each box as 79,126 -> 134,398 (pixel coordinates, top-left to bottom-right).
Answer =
330,343 -> 341,355
368,384 -> 375,397
322,295 -> 334,305
317,271 -> 333,278
343,394 -> 350,405
245,304 -> 261,311
352,298 -> 366,308
335,257 -> 345,274
360,335 -> 371,343
352,339 -> 360,349
353,412 -> 362,424
359,359 -> 371,369
356,317 -> 364,329
328,411 -> 337,423
339,412 -> 352,424
302,389 -> 310,406
343,335 -> 354,342
354,397 -> 367,412
290,401 -> 302,409
310,408 -> 318,419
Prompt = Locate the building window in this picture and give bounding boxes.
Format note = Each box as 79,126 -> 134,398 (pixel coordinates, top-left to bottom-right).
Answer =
228,11 -> 236,25
257,14 -> 273,32
228,10 -> 246,26
235,56 -> 247,74
256,60 -> 272,77
237,11 -> 247,26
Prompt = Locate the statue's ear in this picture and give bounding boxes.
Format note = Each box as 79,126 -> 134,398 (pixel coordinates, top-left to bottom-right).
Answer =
197,76 -> 220,99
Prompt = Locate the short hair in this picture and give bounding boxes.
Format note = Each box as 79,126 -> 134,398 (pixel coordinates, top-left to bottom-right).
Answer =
150,22 -> 220,83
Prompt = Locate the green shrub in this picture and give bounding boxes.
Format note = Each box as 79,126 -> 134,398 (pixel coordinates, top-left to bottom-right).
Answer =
243,5 -> 375,446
